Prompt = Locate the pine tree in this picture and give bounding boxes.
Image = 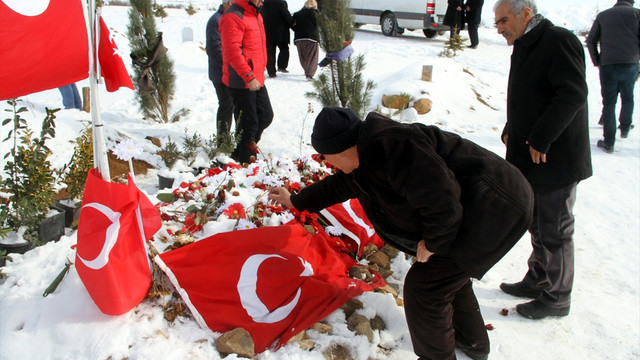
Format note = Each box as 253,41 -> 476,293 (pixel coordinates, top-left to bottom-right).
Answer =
440,27 -> 466,57
185,3 -> 197,17
128,0 -> 186,123
305,0 -> 375,119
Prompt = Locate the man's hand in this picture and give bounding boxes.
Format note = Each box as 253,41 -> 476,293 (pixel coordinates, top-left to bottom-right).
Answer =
526,141 -> 547,164
268,186 -> 293,209
416,240 -> 434,263
248,79 -> 261,91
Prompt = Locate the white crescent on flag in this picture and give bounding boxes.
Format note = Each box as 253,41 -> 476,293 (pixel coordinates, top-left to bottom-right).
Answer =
1,0 -> 50,16
238,254 -> 314,324
77,202 -> 122,270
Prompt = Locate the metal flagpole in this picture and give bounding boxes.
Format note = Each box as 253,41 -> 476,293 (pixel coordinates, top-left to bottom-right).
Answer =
87,0 -> 111,182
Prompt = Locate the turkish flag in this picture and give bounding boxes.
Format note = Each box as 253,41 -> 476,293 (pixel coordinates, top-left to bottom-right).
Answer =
0,0 -> 89,100
75,169 -> 161,315
98,16 -> 134,92
156,223 -> 386,352
321,199 -> 385,257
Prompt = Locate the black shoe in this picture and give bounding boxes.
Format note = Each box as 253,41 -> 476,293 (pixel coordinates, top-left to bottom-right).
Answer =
467,45 -> 477,49
597,140 -> 614,154
456,341 -> 489,360
500,282 -> 541,299
268,73 -> 277,78
621,124 -> 634,138
516,299 -> 569,319
277,68 -> 289,73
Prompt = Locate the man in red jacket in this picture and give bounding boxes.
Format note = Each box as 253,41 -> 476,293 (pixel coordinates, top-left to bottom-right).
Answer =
220,0 -> 274,164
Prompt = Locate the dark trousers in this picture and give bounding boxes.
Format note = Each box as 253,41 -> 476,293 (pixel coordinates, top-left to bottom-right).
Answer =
467,22 -> 479,46
212,81 -> 235,145
266,39 -> 290,76
404,256 -> 489,360
523,182 -> 577,308
295,40 -> 319,78
228,86 -> 274,163
600,63 -> 638,146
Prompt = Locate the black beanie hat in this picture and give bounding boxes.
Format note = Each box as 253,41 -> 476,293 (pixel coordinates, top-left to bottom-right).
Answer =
311,107 -> 362,154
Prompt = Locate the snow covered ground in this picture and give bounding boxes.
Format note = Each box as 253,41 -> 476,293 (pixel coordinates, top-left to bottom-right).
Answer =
1,1 -> 638,359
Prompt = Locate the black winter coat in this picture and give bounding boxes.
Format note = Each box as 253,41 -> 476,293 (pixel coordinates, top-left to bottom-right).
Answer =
443,0 -> 464,29
504,18 -> 592,188
205,7 -> 225,83
586,0 -> 640,66
292,113 -> 534,279
464,0 -> 484,25
261,0 -> 293,43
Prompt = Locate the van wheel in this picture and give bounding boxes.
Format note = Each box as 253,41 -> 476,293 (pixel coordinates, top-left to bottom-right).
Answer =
423,29 -> 438,38
381,13 -> 398,36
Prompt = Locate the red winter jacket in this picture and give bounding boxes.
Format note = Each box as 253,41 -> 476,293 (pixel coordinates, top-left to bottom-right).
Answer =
220,0 -> 267,89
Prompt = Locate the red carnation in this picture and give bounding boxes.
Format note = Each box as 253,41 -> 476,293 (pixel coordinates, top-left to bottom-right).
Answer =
224,203 -> 246,219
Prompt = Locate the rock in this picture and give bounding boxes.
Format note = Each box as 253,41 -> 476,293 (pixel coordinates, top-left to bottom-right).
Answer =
340,298 -> 363,318
382,94 -> 410,110
413,98 -> 433,114
309,322 -> 332,334
396,297 -> 405,307
370,315 -> 386,331
215,328 -> 255,358
361,243 -> 378,258
146,136 -> 162,148
366,251 -> 390,269
297,339 -> 315,351
374,284 -> 398,298
323,344 -> 354,360
379,244 -> 399,260
347,314 -> 374,342
349,265 -> 373,283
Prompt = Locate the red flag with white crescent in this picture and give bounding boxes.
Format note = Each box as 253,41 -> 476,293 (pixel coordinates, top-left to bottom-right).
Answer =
0,0 -> 89,100
321,199 -> 385,257
75,169 -> 161,315
156,223 -> 386,352
98,16 -> 134,92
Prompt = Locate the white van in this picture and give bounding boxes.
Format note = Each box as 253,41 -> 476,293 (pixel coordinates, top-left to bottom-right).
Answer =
350,0 -> 449,38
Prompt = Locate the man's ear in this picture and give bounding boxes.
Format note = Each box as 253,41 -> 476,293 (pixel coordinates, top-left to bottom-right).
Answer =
522,7 -> 534,22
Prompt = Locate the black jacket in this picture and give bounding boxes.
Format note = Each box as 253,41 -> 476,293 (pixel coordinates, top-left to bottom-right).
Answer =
261,0 -> 293,43
464,0 -> 484,25
443,0 -> 464,29
504,18 -> 592,188
292,7 -> 319,42
205,6 -> 225,83
292,113 -> 533,279
586,0 -> 640,66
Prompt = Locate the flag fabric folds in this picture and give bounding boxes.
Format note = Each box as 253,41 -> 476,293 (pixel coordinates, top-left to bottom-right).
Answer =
98,16 -> 134,92
75,169 -> 161,315
156,223 -> 386,352
0,0 -> 89,100
321,199 -> 385,257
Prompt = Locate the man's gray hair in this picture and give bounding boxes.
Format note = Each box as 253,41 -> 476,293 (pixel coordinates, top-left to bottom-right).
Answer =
221,0 -> 230,4
493,0 -> 538,15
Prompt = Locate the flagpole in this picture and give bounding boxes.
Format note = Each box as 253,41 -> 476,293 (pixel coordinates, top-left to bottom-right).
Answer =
87,1 -> 111,182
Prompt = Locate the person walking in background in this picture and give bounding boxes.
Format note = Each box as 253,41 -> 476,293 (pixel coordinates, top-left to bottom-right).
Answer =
220,0 -> 274,164
493,0 -> 592,320
58,83 -> 82,110
269,107 -> 534,360
206,0 -> 235,148
465,0 -> 484,48
292,0 -> 319,79
443,0 -> 465,38
586,0 -> 640,154
261,0 -> 293,77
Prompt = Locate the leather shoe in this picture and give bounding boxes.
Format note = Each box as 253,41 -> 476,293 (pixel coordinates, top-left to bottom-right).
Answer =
621,124 -> 634,138
456,340 -> 489,360
500,282 -> 540,299
516,299 -> 569,319
597,140 -> 614,154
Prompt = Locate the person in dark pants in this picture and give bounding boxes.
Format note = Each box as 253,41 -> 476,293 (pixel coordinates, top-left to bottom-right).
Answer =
206,0 -> 235,147
268,107 -> 534,360
465,0 -> 484,48
493,0 -> 592,319
261,0 -> 293,77
220,0 -> 274,163
586,0 -> 640,153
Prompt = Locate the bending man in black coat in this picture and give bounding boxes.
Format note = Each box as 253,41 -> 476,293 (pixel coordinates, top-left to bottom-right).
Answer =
493,0 -> 592,320
269,107 -> 534,360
